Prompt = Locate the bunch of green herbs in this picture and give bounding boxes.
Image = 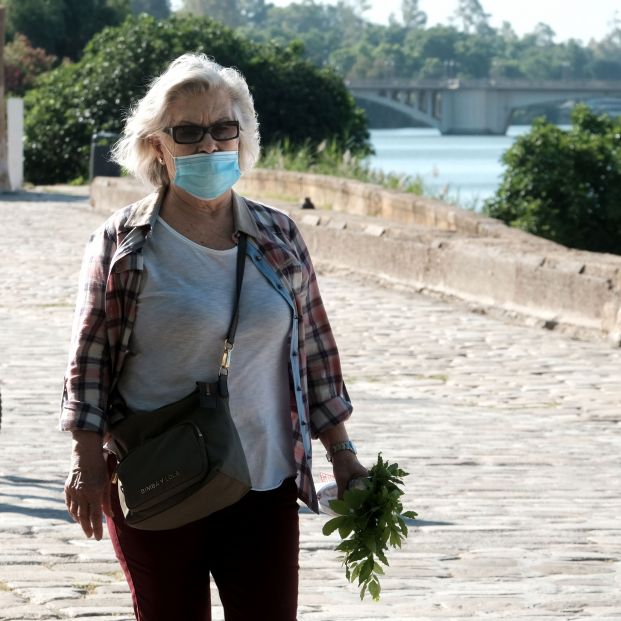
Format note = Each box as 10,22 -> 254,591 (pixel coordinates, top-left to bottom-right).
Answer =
322,453 -> 417,601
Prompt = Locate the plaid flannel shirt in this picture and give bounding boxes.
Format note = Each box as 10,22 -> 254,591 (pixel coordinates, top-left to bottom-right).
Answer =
61,188 -> 353,512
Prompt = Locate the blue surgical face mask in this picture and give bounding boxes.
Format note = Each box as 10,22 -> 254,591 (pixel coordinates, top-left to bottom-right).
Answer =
171,151 -> 241,200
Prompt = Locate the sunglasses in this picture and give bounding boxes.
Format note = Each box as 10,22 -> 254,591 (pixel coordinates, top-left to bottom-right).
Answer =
163,120 -> 240,144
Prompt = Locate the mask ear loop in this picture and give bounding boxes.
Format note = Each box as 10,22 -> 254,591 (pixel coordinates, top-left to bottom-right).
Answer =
160,137 -> 177,161
158,135 -> 177,182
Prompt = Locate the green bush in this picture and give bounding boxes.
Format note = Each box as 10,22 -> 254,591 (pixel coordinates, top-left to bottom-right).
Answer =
24,14 -> 370,185
484,105 -> 621,254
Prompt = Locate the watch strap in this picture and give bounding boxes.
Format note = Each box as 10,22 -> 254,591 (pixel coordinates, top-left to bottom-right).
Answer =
326,440 -> 357,462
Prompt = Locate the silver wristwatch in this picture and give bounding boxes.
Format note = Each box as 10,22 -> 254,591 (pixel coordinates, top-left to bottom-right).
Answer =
326,440 -> 357,462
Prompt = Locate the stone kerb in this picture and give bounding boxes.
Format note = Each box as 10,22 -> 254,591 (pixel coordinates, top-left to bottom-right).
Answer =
90,174 -> 621,344
238,168 -> 493,234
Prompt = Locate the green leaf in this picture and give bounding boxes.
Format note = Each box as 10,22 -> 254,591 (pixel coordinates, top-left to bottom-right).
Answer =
358,558 -> 375,584
342,488 -> 369,510
322,515 -> 349,536
328,499 -> 351,516
363,530 -> 376,554
359,582 -> 367,601
368,578 -> 381,601
376,549 -> 389,566
336,539 -> 357,552
347,547 -> 369,563
389,528 -> 402,548
402,510 -> 418,520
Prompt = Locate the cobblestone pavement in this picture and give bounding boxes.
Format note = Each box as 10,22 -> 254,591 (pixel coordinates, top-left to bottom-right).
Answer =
0,191 -> 620,621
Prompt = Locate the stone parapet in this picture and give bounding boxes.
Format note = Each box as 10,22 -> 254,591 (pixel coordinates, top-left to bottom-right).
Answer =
90,174 -> 621,344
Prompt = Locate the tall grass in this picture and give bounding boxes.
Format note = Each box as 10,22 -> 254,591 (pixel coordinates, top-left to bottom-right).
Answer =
259,139 -> 426,195
258,139 -> 481,209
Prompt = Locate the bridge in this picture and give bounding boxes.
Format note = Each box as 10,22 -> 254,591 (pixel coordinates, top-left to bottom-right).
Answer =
347,79 -> 621,135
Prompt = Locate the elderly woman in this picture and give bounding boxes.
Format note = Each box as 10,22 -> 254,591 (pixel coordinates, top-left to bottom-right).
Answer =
61,53 -> 366,620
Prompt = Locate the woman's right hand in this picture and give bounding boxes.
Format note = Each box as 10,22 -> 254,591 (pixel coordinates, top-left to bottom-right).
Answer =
64,430 -> 113,540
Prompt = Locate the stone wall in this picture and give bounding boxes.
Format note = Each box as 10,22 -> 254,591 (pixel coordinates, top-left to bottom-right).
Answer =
90,172 -> 621,345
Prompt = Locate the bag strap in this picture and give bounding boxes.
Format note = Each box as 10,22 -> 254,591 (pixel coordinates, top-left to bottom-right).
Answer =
218,233 -> 247,376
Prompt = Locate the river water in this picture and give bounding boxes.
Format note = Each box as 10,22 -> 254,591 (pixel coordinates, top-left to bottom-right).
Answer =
366,126 -> 534,209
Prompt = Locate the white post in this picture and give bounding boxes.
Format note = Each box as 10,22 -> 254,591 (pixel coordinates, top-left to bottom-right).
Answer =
0,6 -> 11,191
7,98 -> 23,191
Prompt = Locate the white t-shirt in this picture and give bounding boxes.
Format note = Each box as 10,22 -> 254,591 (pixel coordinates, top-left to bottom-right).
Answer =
117,217 -> 296,490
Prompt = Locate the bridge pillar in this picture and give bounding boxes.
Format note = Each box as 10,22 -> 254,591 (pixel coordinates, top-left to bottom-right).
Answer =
418,90 -> 428,113
440,87 -> 510,135
432,91 -> 442,119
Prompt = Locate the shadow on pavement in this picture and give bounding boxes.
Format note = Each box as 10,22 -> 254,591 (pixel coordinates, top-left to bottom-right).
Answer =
0,475 -> 70,521
0,190 -> 89,203
0,502 -> 72,522
0,475 -> 64,490
408,518 -> 454,527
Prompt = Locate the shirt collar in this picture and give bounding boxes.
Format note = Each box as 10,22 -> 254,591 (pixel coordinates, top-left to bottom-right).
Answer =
123,186 -> 260,239
123,186 -> 164,229
232,191 -> 260,238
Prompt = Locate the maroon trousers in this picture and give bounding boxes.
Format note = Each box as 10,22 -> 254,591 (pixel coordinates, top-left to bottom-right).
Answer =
107,468 -> 300,621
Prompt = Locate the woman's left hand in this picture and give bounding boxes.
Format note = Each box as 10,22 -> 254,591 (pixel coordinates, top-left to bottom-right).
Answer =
331,450 -> 369,499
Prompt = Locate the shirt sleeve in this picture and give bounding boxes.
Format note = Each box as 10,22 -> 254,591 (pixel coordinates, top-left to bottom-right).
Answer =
60,225 -> 115,434
288,219 -> 353,438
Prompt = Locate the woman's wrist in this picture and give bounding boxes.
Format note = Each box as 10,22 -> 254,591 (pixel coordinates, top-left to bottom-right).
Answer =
318,422 -> 349,449
325,439 -> 357,463
70,430 -> 104,453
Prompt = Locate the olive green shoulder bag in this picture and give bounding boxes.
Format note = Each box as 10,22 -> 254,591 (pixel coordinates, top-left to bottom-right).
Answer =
109,234 -> 251,531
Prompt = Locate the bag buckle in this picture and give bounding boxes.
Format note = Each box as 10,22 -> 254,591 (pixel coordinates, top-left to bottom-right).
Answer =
219,339 -> 233,376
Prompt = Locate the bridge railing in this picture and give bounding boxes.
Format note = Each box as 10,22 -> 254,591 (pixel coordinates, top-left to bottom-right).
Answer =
348,78 -> 621,92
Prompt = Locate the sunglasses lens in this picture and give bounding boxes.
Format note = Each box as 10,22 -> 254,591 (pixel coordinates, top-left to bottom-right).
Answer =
210,122 -> 239,141
173,126 -> 204,144
170,122 -> 239,144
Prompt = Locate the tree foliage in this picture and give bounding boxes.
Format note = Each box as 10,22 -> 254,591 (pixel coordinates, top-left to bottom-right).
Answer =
236,0 -> 621,82
179,0 -> 268,28
4,35 -> 57,96
4,0 -> 130,60
452,0 -> 491,35
401,0 -> 426,30
130,0 -> 170,19
484,106 -> 621,254
23,14 -> 369,184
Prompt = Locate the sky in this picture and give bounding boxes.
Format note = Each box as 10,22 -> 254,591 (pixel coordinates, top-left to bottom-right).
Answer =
264,0 -> 620,44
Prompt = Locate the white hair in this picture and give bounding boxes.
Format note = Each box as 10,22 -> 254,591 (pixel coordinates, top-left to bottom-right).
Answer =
112,53 -> 261,187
